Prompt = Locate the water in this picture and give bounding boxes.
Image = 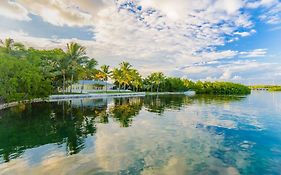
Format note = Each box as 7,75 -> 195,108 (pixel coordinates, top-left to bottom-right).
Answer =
0,91 -> 281,175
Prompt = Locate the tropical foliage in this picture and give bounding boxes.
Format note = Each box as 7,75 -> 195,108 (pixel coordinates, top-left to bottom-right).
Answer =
0,38 -> 251,103
190,81 -> 251,95
0,39 -> 98,102
249,85 -> 281,91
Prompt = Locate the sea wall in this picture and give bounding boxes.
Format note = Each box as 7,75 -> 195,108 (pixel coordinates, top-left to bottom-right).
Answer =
49,92 -> 146,101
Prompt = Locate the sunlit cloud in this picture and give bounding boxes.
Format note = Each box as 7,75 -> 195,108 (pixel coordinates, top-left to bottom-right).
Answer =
0,0 -> 280,83
0,1 -> 30,21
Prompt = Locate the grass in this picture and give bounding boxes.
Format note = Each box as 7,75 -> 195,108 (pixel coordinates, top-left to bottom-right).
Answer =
89,90 -> 136,94
52,90 -> 138,95
52,92 -> 84,95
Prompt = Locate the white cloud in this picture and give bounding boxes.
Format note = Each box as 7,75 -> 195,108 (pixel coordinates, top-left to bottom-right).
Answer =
234,29 -> 256,37
246,0 -> 278,8
17,0 -> 94,27
257,1 -> 281,24
239,49 -> 267,58
0,0 -> 280,83
0,0 -> 30,21
219,70 -> 233,80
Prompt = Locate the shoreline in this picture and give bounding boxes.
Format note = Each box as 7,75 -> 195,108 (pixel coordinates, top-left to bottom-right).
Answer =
0,98 -> 47,111
145,92 -> 185,95
0,92 -> 146,110
0,91 -> 196,110
49,92 -> 146,101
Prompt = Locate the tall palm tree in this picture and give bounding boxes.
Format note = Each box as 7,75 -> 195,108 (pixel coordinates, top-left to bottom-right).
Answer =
119,62 -> 132,90
77,59 -> 98,93
65,42 -> 89,93
0,38 -> 14,53
147,72 -> 165,93
131,69 -> 142,91
111,68 -> 123,92
82,59 -> 98,80
0,38 -> 25,55
56,56 -> 70,94
100,65 -> 111,92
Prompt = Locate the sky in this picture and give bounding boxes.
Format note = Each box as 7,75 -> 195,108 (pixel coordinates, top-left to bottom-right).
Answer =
0,0 -> 281,84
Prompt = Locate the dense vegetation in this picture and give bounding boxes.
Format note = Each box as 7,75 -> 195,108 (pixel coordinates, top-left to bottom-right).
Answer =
189,81 -> 251,95
249,85 -> 281,91
0,38 -> 250,103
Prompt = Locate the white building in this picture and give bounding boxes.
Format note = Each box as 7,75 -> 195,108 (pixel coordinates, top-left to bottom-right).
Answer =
66,80 -> 114,93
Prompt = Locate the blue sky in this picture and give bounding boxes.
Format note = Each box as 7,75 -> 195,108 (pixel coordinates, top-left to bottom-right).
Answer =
0,0 -> 281,84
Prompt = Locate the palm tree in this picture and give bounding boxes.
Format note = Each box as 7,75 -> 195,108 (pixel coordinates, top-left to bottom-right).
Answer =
0,38 -> 26,56
120,62 -> 132,90
0,38 -> 14,53
100,65 -> 111,92
56,56 -> 70,94
13,42 -> 25,51
81,59 -> 98,80
77,59 -> 98,93
131,69 -> 142,91
147,72 -> 165,93
111,68 -> 123,92
65,42 -> 89,93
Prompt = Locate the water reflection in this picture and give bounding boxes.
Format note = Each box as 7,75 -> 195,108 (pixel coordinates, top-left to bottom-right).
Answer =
109,98 -> 143,127
0,95 -> 247,163
0,92 -> 281,175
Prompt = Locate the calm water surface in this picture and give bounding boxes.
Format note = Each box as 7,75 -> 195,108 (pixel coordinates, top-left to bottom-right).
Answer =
0,91 -> 281,175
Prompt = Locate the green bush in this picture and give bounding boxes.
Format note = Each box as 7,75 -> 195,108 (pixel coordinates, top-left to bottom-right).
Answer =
191,81 -> 251,95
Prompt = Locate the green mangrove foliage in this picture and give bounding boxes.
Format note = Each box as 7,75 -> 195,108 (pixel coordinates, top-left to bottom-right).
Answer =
0,47 -> 53,102
249,85 -> 281,91
0,38 -> 252,103
189,81 -> 251,95
0,39 -> 98,102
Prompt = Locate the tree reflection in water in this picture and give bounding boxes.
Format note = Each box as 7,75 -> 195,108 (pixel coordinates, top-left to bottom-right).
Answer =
109,97 -> 144,127
0,95 -> 245,163
144,95 -> 193,115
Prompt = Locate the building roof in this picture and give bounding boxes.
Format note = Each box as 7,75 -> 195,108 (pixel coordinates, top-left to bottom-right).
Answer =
78,80 -> 113,86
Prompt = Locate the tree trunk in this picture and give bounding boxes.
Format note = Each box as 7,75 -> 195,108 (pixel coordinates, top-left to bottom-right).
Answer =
81,81 -> 84,93
118,83 -> 121,92
157,84 -> 159,93
62,101 -> 65,121
105,80 -> 108,93
70,74 -> 73,93
63,72 -> 66,94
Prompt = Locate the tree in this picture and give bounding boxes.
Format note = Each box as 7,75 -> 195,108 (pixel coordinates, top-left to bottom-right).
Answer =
120,62 -> 133,90
78,59 -> 98,93
111,68 -> 123,92
99,65 -> 111,92
13,42 -> 25,51
130,69 -> 142,91
0,38 -> 14,53
147,72 -> 166,92
0,56 -> 52,102
65,42 -> 89,93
